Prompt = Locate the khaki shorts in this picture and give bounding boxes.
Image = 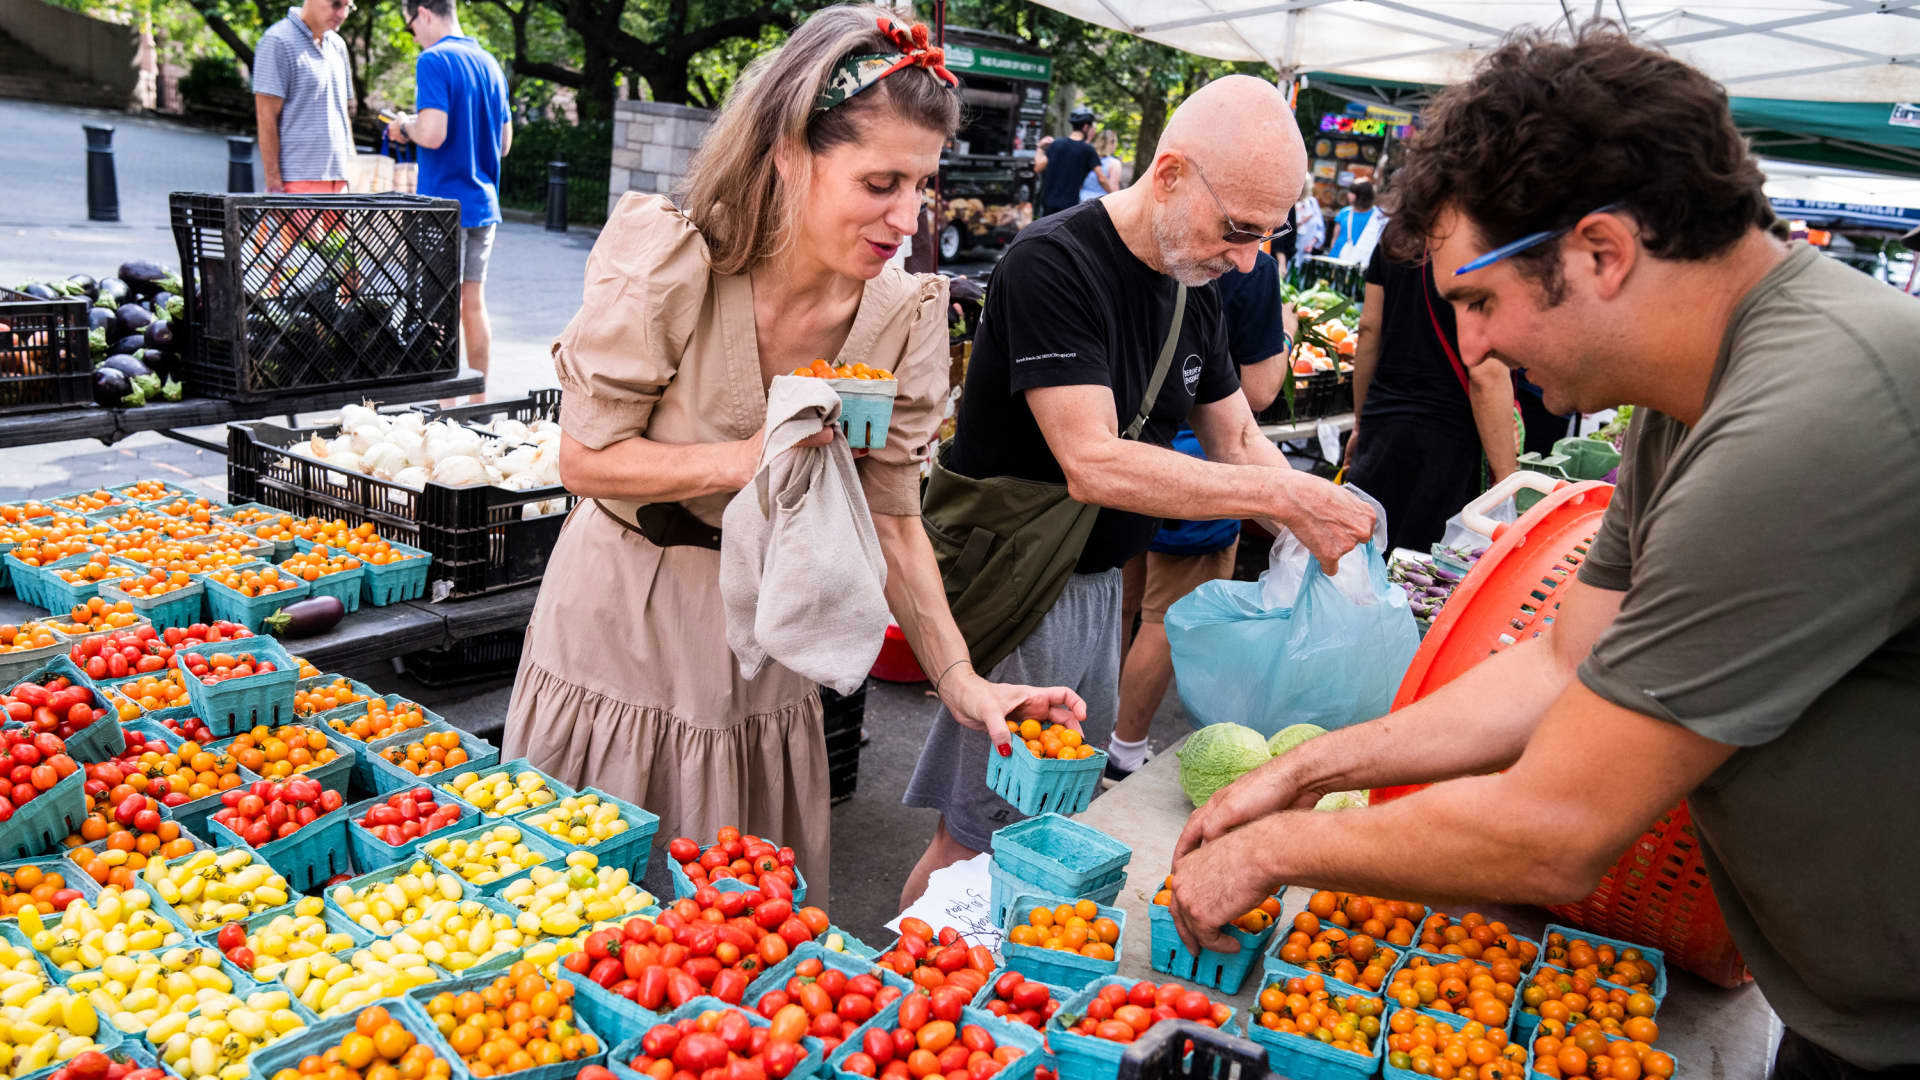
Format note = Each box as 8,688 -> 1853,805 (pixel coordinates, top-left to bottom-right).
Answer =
1122,540 -> 1240,625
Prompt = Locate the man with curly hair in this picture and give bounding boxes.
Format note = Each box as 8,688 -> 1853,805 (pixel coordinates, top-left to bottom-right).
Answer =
1166,25 -> 1920,1078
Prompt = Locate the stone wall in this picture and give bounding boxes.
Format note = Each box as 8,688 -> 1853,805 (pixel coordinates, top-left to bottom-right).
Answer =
0,0 -> 142,105
609,99 -> 715,216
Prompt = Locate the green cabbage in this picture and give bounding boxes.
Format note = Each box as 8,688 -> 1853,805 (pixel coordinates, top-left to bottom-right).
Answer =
1267,723 -> 1328,757
1177,724 -> 1271,808
1314,790 -> 1369,811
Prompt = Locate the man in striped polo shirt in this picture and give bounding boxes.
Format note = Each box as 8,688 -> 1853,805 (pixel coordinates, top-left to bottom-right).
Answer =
252,0 -> 356,193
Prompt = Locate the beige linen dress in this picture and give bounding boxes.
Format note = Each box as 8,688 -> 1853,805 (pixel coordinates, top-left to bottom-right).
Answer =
503,194 -> 950,906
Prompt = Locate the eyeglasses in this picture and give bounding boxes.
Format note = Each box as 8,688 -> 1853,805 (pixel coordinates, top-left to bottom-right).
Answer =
1187,157 -> 1293,246
1454,202 -> 1623,276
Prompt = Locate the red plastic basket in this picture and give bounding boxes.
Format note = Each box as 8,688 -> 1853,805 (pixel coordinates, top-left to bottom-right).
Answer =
1370,479 -> 1748,988
869,622 -> 927,683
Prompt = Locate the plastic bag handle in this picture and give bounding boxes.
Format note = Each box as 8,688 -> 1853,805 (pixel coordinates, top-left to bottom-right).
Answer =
1459,470 -> 1562,540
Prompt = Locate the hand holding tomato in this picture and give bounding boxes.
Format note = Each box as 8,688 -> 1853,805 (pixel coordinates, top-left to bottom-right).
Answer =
937,670 -> 1086,753
1167,835 -> 1287,956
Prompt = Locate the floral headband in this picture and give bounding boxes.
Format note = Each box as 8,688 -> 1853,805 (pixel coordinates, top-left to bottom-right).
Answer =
814,18 -> 959,112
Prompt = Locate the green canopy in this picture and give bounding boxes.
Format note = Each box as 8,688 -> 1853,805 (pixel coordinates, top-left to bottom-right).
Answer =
1731,99 -> 1920,177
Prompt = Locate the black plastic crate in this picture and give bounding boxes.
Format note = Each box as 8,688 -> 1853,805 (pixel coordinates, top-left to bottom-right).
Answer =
169,191 -> 462,400
415,387 -> 561,429
1331,372 -> 1354,416
1256,371 -> 1339,424
822,682 -> 864,804
405,628 -> 525,687
227,400 -> 576,598
0,287 -> 91,414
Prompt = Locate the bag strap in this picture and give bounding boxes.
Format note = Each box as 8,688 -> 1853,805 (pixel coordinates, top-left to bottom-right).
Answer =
1123,283 -> 1188,441
1421,260 -> 1471,395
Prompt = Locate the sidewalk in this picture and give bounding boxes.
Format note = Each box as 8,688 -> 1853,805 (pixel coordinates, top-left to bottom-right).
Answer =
0,97 -> 595,402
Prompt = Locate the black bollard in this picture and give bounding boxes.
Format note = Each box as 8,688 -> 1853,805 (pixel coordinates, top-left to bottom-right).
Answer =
544,161 -> 568,232
83,124 -> 119,223
227,136 -> 256,193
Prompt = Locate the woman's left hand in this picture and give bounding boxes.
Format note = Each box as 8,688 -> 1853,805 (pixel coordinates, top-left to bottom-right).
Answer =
941,670 -> 1087,752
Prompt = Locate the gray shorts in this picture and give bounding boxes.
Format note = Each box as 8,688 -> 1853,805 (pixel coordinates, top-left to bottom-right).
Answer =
462,224 -> 497,283
902,568 -> 1123,852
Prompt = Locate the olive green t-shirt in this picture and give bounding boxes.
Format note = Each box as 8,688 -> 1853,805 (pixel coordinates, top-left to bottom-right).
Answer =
1577,244 -> 1920,1070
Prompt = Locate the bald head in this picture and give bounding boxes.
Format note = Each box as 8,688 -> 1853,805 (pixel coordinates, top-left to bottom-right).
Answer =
1158,74 -> 1305,224
1102,74 -> 1305,283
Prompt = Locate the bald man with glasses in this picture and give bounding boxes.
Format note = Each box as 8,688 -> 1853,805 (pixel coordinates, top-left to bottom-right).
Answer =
900,75 -> 1374,908
253,0 -> 358,194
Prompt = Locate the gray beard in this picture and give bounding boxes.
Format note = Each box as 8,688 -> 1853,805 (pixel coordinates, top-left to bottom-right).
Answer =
1153,201 -> 1236,285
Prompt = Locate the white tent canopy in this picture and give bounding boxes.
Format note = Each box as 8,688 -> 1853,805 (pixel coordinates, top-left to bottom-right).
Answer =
1029,0 -> 1920,100
1763,158 -> 1920,227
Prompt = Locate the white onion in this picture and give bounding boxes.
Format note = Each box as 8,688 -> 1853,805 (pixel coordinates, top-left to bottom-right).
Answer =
392,466 -> 430,491
389,428 -> 428,467
337,404 -> 381,432
432,455 -> 488,487
360,441 -> 407,479
488,418 -> 530,443
390,411 -> 426,434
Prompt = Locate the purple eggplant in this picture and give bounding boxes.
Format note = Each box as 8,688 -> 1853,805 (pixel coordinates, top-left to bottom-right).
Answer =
263,595 -> 346,637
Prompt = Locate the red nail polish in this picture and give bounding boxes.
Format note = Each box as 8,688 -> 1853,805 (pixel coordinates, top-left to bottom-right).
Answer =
998,743 -> 1012,757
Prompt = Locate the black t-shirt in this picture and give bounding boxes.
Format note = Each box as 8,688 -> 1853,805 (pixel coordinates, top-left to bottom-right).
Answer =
1215,250 -> 1288,368
1036,137 -> 1100,212
949,200 -> 1239,573
1357,246 -> 1476,437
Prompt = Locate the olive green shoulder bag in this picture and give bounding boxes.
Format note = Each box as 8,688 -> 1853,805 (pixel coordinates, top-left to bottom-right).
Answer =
921,284 -> 1188,674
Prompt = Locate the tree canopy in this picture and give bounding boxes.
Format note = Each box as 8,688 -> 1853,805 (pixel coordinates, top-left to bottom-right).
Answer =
69,0 -> 1275,150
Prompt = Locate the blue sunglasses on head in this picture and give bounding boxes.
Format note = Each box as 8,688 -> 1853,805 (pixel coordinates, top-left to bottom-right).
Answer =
1453,203 -> 1624,276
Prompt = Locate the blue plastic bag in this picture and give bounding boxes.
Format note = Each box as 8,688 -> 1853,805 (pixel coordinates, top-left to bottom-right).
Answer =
1165,492 -> 1420,737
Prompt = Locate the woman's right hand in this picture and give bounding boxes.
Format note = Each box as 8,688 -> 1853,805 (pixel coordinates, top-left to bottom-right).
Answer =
940,668 -> 1087,753
731,426 -> 842,486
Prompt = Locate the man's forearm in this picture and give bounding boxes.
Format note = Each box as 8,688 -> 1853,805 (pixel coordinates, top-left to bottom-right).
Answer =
1061,429 -> 1304,523
1261,635 -> 1567,802
255,115 -> 281,186
1468,366 -> 1518,481
1244,768 -> 1590,907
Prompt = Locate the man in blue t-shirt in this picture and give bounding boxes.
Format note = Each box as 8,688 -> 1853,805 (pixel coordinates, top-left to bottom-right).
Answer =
388,0 -> 512,387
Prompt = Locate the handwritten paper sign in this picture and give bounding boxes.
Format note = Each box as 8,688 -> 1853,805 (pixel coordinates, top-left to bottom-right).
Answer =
885,852 -> 1003,951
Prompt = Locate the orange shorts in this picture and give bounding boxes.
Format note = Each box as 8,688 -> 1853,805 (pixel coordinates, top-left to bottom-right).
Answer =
1121,541 -> 1239,624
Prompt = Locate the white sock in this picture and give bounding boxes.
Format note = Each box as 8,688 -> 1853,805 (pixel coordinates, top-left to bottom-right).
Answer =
1107,735 -> 1149,772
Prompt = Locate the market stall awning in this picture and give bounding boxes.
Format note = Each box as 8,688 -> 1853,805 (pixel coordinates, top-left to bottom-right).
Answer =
1764,161 -> 1920,227
1734,98 -> 1920,174
1029,0 -> 1920,101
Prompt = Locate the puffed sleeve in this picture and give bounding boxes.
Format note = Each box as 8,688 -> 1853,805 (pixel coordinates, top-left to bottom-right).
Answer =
553,193 -> 711,449
857,273 -> 951,515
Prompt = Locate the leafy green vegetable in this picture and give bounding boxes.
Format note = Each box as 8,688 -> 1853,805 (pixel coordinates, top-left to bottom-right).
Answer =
1268,723 -> 1328,757
159,377 -> 183,402
1177,724 -> 1271,809
88,327 -> 108,359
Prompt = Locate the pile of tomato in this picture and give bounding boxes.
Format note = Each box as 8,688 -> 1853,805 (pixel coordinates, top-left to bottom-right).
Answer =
69,621 -> 254,679
561,888 -> 838,1007
670,826 -> 803,894
876,918 -> 996,995
1531,1022 -> 1674,1079
2,671 -> 107,740
621,1002 -> 810,1080
751,952 -> 906,1049
179,649 -> 278,685
0,727 -> 78,820
1062,979 -> 1233,1045
837,987 -> 1027,1080
974,972 -> 1060,1031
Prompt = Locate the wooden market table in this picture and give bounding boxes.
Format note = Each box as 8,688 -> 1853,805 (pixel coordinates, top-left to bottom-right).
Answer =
0,371 -> 484,450
1073,737 -> 1779,1076
0,582 -> 532,672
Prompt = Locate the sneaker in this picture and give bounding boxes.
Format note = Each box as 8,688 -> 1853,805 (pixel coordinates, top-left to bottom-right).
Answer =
1100,747 -> 1155,790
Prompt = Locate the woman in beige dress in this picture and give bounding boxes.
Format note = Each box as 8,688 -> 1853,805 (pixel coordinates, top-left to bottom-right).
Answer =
503,6 -> 1085,906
